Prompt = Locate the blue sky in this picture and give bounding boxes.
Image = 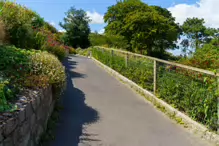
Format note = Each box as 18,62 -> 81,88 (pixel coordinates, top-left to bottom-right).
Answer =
15,0 -> 219,55
16,0 -> 196,32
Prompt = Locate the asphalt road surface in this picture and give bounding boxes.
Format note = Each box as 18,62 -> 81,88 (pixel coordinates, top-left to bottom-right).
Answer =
50,55 -> 213,146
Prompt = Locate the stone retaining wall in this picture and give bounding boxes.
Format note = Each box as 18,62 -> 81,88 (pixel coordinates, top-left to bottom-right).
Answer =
0,86 -> 55,146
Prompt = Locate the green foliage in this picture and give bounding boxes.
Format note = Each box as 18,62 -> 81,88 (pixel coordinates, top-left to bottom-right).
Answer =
0,45 -> 33,85
44,22 -> 58,34
0,80 -> 14,112
0,2 -> 68,113
179,38 -> 219,70
181,17 -> 218,53
31,14 -> 45,28
33,31 -> 47,50
42,43 -> 66,60
0,46 -> 66,112
181,18 -> 206,50
92,47 -> 154,91
30,51 -> 66,93
104,1 -> 180,56
60,7 -> 91,48
89,33 -> 129,49
92,47 -> 218,131
0,45 -> 32,111
0,1 -> 37,48
34,28 -> 68,60
76,48 -> 91,56
0,1 -> 68,60
0,20 -> 6,44
69,47 -> 76,54
157,66 -> 217,131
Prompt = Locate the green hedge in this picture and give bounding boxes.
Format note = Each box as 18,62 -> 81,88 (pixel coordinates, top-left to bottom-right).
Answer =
92,47 -> 218,131
92,47 -> 154,91
0,46 -> 66,112
157,65 -> 217,131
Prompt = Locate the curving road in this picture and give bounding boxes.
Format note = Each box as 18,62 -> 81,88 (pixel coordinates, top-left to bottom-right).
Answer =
50,55 -> 213,146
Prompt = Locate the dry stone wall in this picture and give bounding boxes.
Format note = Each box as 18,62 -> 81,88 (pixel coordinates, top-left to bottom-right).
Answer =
0,86 -> 55,146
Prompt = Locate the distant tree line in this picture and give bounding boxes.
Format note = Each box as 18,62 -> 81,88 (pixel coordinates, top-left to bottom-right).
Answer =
60,0 -> 218,64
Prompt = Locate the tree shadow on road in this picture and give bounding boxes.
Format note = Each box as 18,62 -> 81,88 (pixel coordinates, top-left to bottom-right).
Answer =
50,56 -> 100,146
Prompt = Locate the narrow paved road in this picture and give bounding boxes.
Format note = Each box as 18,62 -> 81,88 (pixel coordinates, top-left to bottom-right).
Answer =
50,55 -> 213,146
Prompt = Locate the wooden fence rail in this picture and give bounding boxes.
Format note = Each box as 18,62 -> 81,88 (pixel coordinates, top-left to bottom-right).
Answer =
94,46 -> 219,77
91,46 -> 219,135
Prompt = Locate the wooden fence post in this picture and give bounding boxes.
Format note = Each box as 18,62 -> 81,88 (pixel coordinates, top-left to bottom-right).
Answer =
153,60 -> 157,95
217,69 -> 219,135
125,53 -> 128,67
111,50 -> 114,67
111,50 -> 114,56
89,50 -> 92,58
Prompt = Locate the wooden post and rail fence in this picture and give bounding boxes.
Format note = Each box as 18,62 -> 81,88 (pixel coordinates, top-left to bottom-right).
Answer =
89,46 -> 219,134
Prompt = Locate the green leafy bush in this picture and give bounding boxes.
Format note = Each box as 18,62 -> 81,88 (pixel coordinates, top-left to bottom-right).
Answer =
42,43 -> 66,60
0,1 -> 36,48
33,30 -> 47,50
179,38 -> 219,70
157,66 -> 217,131
0,82 -> 11,112
0,20 -> 6,44
30,51 -> 66,91
0,1 -> 69,60
92,47 -> 154,91
69,47 -> 76,54
76,48 -> 91,56
0,46 -> 66,111
89,33 -> 129,49
0,45 -> 33,86
0,77 -> 18,112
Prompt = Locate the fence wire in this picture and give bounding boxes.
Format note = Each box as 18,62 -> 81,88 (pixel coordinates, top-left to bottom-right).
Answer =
92,46 -> 218,131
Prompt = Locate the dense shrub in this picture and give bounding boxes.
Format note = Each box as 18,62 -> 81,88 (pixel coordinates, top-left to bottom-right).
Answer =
44,22 -> 58,34
0,1 -> 69,60
0,20 -> 6,44
157,66 -> 217,131
89,33 -> 129,49
76,48 -> 91,56
0,79 -> 17,112
33,30 -> 47,50
0,46 -> 33,85
0,1 -> 68,112
179,38 -> 219,70
36,28 -> 68,60
0,82 -> 11,112
0,46 -> 66,111
92,47 -> 218,131
69,48 -> 76,54
30,51 -> 66,90
0,1 -> 36,48
92,47 -> 154,91
42,43 -> 66,60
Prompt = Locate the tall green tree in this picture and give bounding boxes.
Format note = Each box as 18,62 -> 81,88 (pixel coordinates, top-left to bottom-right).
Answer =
104,0 -> 180,57
60,7 -> 91,48
181,18 -> 206,50
181,17 -> 218,55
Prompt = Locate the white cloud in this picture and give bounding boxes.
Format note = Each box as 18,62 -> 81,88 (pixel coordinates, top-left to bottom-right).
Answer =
86,11 -> 104,24
168,0 -> 219,28
98,29 -> 105,34
50,21 -> 56,26
58,29 -> 66,32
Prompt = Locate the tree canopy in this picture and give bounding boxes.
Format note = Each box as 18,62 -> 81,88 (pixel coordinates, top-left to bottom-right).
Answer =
104,0 -> 180,57
181,17 -> 218,52
60,7 -> 91,48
